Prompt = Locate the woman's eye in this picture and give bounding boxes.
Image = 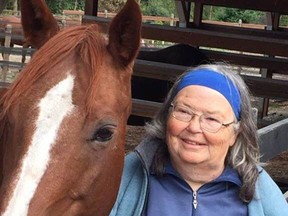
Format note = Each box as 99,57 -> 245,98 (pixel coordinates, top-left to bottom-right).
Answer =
205,116 -> 220,123
91,126 -> 115,142
180,109 -> 189,114
177,107 -> 190,114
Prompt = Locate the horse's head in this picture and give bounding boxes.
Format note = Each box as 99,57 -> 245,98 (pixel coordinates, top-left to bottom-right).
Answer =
0,0 -> 141,215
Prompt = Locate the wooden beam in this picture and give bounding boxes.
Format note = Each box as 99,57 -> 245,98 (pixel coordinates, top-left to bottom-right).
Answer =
130,74 -> 288,118
202,50 -> 288,73
132,60 -> 288,100
83,16 -> 288,58
132,99 -> 162,118
0,82 -> 10,88
198,23 -> 287,40
136,47 -> 288,73
140,24 -> 288,57
134,59 -> 186,80
237,76 -> 288,100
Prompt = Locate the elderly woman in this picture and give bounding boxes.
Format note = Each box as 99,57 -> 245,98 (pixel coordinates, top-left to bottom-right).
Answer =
110,64 -> 288,216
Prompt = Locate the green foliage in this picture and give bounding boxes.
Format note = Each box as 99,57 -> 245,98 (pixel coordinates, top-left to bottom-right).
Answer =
213,7 -> 264,24
4,0 -> 17,10
280,15 -> 288,27
141,0 -> 176,17
98,0 -> 126,12
46,0 -> 85,14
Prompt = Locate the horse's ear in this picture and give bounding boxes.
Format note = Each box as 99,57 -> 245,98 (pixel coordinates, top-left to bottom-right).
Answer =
108,0 -> 142,67
20,0 -> 59,49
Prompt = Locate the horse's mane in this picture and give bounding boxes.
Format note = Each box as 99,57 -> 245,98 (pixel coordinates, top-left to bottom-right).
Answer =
0,24 -> 106,119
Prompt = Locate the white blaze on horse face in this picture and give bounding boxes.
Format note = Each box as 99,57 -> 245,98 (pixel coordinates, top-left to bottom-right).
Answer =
3,73 -> 75,216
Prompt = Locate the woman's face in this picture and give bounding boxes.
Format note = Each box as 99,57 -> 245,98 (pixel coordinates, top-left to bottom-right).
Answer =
166,85 -> 238,168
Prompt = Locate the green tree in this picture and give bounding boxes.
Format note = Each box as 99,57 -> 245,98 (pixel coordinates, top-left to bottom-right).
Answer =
280,15 -> 288,27
98,0 -> 126,12
213,7 -> 263,24
141,0 -> 176,17
46,0 -> 85,14
2,0 -> 18,11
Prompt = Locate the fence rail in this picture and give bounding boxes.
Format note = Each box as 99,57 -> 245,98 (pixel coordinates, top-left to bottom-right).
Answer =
63,9 -> 274,29
0,23 -> 34,82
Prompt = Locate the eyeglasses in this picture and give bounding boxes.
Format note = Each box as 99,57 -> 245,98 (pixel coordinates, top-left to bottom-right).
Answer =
170,103 -> 235,133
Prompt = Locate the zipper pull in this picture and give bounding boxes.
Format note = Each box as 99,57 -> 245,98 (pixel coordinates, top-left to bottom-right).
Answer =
193,191 -> 198,209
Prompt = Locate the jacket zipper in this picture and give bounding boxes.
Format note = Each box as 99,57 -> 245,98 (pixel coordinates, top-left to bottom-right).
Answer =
193,190 -> 198,209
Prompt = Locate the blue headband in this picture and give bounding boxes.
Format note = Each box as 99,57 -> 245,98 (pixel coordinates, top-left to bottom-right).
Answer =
176,68 -> 241,120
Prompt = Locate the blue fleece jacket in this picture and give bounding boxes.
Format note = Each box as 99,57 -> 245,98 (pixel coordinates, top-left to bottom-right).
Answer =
110,138 -> 288,216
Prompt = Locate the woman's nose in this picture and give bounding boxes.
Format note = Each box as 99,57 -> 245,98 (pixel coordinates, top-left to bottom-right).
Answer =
186,115 -> 203,133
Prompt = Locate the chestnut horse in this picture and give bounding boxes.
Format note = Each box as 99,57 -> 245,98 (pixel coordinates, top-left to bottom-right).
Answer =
0,0 -> 141,215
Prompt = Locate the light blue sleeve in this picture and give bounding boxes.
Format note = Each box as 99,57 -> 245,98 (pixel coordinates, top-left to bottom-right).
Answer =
248,168 -> 288,216
109,152 -> 148,216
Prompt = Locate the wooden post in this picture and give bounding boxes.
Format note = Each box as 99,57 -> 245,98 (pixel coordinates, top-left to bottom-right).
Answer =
193,2 -> 204,28
259,12 -> 277,118
2,24 -> 12,82
252,107 -> 258,125
174,1 -> 191,27
62,19 -> 67,27
84,0 -> 98,16
237,19 -> 243,74
170,13 -> 175,26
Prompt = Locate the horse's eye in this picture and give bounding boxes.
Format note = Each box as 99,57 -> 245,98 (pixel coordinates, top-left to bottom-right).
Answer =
91,126 -> 115,142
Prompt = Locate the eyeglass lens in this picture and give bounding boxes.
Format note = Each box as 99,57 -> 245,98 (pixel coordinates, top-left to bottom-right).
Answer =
172,104 -> 226,132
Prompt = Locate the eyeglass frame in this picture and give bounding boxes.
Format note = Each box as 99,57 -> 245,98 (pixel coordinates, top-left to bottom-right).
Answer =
170,103 -> 236,133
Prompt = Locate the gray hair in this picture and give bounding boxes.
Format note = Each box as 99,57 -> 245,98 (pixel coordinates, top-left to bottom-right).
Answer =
145,63 -> 260,202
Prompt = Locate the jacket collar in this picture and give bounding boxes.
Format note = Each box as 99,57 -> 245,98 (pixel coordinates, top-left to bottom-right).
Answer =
134,137 -> 161,171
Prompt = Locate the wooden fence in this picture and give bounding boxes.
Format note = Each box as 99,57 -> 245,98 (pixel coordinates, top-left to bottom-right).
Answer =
62,9 -> 272,29
0,22 -> 35,82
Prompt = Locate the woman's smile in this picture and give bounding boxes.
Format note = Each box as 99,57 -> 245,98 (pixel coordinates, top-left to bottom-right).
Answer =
181,138 -> 207,150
